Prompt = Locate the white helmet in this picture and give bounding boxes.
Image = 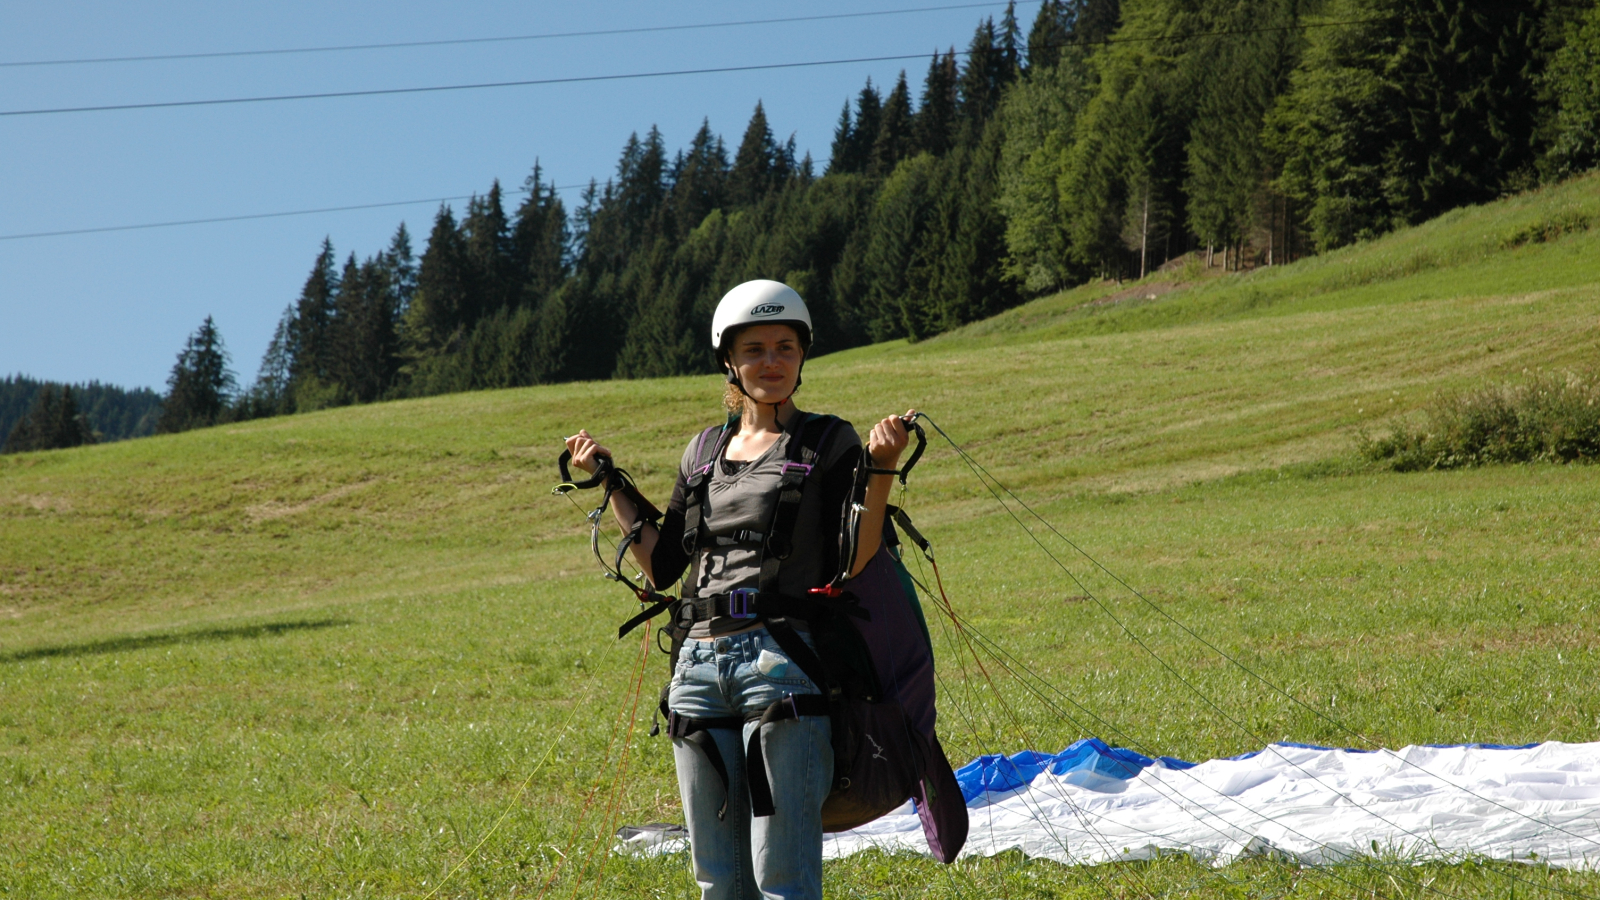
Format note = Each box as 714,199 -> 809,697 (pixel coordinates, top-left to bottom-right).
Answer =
710,279 -> 813,355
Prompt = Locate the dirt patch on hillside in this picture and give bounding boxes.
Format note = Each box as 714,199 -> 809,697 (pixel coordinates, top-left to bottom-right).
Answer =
245,479 -> 379,522
1094,280 -> 1183,307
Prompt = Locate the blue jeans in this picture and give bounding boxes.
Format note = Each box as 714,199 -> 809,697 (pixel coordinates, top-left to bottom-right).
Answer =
669,627 -> 833,900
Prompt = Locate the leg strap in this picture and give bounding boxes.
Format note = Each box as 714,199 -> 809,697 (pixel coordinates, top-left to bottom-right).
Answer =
745,692 -> 831,818
668,712 -> 743,821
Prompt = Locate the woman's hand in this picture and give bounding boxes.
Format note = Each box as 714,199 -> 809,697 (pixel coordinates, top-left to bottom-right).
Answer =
866,409 -> 917,470
564,429 -> 612,475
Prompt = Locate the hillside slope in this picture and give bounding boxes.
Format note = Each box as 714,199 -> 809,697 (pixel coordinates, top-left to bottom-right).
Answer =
2,175 -> 1598,898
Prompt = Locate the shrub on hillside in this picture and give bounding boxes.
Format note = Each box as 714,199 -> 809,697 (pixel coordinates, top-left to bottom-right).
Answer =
1360,373 -> 1600,470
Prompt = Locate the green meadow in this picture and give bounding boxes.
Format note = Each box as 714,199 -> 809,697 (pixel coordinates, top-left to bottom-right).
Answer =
4,174 -> 1600,898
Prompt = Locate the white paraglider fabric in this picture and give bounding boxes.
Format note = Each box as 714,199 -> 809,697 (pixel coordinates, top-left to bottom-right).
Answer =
823,739 -> 1600,869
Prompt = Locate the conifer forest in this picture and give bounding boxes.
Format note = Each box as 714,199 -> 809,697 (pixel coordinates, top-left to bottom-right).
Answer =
16,0 -> 1600,437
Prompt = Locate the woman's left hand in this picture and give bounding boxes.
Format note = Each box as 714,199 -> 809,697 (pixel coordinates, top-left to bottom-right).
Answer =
867,409 -> 917,470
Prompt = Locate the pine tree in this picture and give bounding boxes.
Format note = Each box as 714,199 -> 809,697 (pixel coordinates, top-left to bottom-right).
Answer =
730,101 -> 784,206
1076,0 -> 1123,46
958,19 -> 1011,137
827,102 -> 859,174
402,205 -> 473,356
331,253 -> 401,404
915,50 -> 960,156
512,162 -> 570,305
1000,1 -> 1024,74
384,222 -> 418,318
52,386 -> 93,448
1186,0 -> 1304,264
872,72 -> 916,175
462,181 -> 512,320
860,153 -> 940,340
244,304 -> 296,417
2,386 -> 48,452
667,121 -> 729,237
1027,0 -> 1071,71
290,239 -> 338,388
850,79 -> 883,172
1386,0 -> 1542,221
158,316 -> 237,433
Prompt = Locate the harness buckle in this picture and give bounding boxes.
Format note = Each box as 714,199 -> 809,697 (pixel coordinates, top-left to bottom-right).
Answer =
780,461 -> 814,477
727,589 -> 758,619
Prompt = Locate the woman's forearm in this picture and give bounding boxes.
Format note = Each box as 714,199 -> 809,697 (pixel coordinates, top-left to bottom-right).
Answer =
847,473 -> 896,578
607,491 -> 660,586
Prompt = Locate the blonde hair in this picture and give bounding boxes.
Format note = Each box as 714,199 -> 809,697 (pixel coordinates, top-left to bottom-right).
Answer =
723,381 -> 745,414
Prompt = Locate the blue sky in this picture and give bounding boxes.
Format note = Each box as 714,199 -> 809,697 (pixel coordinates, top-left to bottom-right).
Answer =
0,1 -> 1029,390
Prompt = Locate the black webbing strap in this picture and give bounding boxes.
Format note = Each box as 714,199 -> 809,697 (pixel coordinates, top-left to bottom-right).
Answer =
745,692 -> 831,817
674,590 -> 868,626
680,419 -> 734,556
758,414 -> 841,586
555,450 -> 665,522
667,711 -> 745,820
618,594 -> 678,639
888,505 -> 933,559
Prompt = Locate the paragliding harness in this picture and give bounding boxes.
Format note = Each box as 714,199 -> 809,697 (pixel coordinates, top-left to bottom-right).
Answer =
555,412 -> 967,861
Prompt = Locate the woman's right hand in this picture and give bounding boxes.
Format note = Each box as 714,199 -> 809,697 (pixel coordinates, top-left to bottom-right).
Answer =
564,429 -> 612,475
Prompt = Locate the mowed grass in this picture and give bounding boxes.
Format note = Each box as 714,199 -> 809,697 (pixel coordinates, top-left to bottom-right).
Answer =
3,176 -> 1600,898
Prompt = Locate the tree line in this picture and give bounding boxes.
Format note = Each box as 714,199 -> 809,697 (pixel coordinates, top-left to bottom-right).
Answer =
71,0 -> 1600,437
1,375 -> 161,453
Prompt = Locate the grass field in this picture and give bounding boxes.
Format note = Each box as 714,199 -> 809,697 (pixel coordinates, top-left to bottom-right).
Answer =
4,174 -> 1600,898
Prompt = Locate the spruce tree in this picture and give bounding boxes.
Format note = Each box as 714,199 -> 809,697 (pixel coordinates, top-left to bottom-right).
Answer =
731,101 -> 783,206
999,1 -> 1024,74
1386,0 -> 1542,221
2,386 -> 48,452
872,72 -> 916,175
1076,0 -> 1123,46
461,181 -> 512,320
245,305 -> 297,417
52,386 -> 93,448
849,79 -> 883,171
667,121 -> 729,237
384,222 -> 417,318
1027,0 -> 1073,72
158,316 -> 237,433
915,50 -> 960,156
827,102 -> 859,174
512,162 -> 570,304
290,239 -> 338,390
1186,0 -> 1304,263
402,205 -> 473,356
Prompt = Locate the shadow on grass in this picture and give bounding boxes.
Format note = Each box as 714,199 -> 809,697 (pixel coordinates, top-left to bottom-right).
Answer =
0,618 -> 353,663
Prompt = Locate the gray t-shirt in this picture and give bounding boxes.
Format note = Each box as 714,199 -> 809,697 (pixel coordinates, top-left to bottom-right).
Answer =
679,416 -> 860,637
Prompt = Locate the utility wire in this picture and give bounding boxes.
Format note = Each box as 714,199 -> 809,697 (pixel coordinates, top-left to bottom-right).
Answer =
0,19 -> 1386,120
0,2 -> 1033,69
0,17 -> 1388,242
0,184 -> 588,242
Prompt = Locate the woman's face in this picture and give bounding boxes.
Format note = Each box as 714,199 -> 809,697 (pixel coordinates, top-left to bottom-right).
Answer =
729,324 -> 803,403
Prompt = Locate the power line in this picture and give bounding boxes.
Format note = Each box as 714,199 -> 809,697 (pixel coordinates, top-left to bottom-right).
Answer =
0,184 -> 588,242
0,17 -> 1387,243
0,2 -> 1033,69
0,19 -> 1384,120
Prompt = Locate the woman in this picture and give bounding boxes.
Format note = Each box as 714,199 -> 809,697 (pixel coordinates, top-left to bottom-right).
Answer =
564,279 -> 912,900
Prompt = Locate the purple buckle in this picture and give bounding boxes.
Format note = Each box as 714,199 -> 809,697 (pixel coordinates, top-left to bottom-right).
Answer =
695,463 -> 714,476
781,461 -> 814,477
727,589 -> 758,619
